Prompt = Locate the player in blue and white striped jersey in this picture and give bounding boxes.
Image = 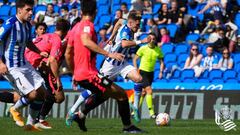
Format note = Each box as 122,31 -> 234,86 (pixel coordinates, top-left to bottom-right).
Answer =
0,0 -> 48,128
100,13 -> 150,82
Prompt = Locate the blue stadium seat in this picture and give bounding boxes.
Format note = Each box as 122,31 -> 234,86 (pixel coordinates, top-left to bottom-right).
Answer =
234,13 -> 240,29
171,69 -> 181,79
181,69 -> 194,81
234,63 -> 240,72
47,25 -> 55,33
138,33 -> 148,40
186,33 -> 200,43
169,78 -> 181,83
141,14 -> 153,20
175,44 -> 189,55
187,4 -> 199,17
53,5 -> 60,13
233,53 -> 240,64
99,15 -> 111,28
0,15 -> 9,22
199,70 -> 209,79
98,0 -> 109,6
237,0 -> 240,5
98,5 -> 109,15
164,53 -> 177,64
166,24 -> 178,38
111,4 -> 121,14
0,5 -> 11,16
197,78 -> 209,83
155,78 -> 168,82
161,43 -> 174,55
152,3 -> 161,14
121,0 -> 131,5
184,78 -> 196,83
96,54 -> 105,70
225,79 -> 238,83
223,70 -> 237,82
9,6 -> 16,16
177,53 -> 188,68
158,24 -> 166,29
211,79 -> 224,83
209,69 -> 223,81
34,5 -> 47,14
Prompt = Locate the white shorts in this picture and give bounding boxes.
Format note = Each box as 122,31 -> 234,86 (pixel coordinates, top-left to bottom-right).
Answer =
3,62 -> 44,95
100,60 -> 136,81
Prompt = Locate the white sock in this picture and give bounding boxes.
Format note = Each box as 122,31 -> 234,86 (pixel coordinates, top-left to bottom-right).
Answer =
70,90 -> 91,113
14,97 -> 29,111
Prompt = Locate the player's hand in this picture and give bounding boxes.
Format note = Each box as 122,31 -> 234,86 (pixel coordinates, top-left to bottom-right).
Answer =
108,52 -> 124,61
158,72 -> 163,79
40,52 -> 49,58
0,62 -> 8,75
141,36 -> 151,44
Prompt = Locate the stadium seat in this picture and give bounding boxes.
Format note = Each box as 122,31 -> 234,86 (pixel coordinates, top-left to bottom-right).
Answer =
141,14 -> 153,20
209,69 -> 223,81
158,24 -> 166,29
99,15 -> 111,28
47,25 -> 55,33
53,5 -> 60,13
225,79 -> 238,83
98,5 -> 109,16
187,4 -> 199,17
233,53 -> 240,64
234,63 -> 240,72
0,15 -> 9,22
34,5 -> 47,14
152,3 -> 161,14
169,78 -> 181,83
161,43 -> 174,55
175,44 -> 189,55
111,4 -> 121,14
166,24 -> 178,38
186,33 -> 200,43
9,6 -> 16,16
223,70 -> 237,82
234,13 -> 240,29
199,70 -> 209,79
197,78 -> 209,83
181,69 -> 195,81
177,53 -> 188,68
184,78 -> 196,83
155,78 -> 168,82
164,53 -> 177,65
98,0 -> 109,6
0,5 -> 11,16
237,0 -> 240,5
96,54 -> 105,70
171,69 -> 181,79
211,79 -> 224,83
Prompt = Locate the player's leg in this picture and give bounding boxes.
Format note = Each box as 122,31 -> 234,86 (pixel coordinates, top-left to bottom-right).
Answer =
66,90 -> 92,126
0,91 -> 20,103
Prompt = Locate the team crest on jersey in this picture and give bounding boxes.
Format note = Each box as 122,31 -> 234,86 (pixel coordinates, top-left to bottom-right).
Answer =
0,27 -> 4,35
122,32 -> 127,37
83,26 -> 90,33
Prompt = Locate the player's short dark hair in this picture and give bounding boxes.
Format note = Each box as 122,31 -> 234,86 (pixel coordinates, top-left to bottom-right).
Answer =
47,3 -> 54,7
61,5 -> 69,12
56,19 -> 70,33
121,2 -> 127,7
71,17 -> 81,29
16,0 -> 34,9
80,0 -> 96,16
128,12 -> 141,21
35,22 -> 47,30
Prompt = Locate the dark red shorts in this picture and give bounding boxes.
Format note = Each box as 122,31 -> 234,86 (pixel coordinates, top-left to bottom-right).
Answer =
77,73 -> 112,93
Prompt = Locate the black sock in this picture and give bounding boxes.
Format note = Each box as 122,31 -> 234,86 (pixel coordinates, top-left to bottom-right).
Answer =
38,94 -> 55,120
117,99 -> 131,126
82,93 -> 107,115
0,92 -> 14,103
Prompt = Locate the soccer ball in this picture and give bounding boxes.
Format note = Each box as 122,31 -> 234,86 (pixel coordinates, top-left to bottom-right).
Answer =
155,113 -> 170,126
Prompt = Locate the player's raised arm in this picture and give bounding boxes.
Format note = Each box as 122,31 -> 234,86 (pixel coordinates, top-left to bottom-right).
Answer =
81,33 -> 124,61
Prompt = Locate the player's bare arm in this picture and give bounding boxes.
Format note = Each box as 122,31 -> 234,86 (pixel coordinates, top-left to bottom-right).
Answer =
133,54 -> 139,69
107,18 -> 124,43
81,33 -> 124,61
122,36 -> 151,48
159,58 -> 164,79
48,56 -> 62,89
65,45 -> 74,73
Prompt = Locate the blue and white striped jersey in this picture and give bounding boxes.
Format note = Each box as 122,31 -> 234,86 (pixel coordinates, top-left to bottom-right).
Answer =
106,24 -> 133,66
0,16 -> 32,68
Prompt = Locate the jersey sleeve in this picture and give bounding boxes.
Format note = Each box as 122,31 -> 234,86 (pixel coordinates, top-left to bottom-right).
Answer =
120,26 -> 131,40
50,36 -> 63,61
136,46 -> 144,57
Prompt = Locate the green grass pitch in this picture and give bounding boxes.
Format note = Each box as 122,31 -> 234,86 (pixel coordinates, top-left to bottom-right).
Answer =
0,117 -> 239,135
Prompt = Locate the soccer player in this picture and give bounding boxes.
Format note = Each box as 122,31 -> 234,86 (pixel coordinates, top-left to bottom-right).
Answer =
65,0 -> 143,133
133,33 -> 164,120
0,0 -> 48,127
24,18 -> 70,129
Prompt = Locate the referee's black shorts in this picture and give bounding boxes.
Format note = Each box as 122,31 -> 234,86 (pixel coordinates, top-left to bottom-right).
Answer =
139,70 -> 154,88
